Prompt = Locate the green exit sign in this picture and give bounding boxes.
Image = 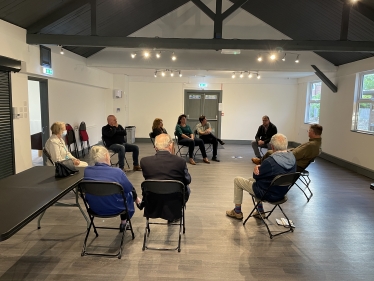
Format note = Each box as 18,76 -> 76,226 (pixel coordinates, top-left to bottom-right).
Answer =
199,83 -> 207,88
42,67 -> 53,75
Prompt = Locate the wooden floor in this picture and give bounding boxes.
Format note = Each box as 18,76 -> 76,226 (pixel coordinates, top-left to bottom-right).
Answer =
1,143 -> 374,281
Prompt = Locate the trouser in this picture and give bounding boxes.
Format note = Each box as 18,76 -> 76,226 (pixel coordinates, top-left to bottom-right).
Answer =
178,138 -> 207,158
251,140 -> 271,158
109,143 -> 139,169
233,177 -> 257,204
199,134 -> 218,157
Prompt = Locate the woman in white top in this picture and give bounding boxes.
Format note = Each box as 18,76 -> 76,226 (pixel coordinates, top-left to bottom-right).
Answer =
45,121 -> 88,167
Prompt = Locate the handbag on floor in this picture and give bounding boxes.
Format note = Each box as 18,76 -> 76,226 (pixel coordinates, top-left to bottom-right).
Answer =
55,159 -> 79,178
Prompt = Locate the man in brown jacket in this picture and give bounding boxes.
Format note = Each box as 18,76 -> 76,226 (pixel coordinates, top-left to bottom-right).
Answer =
252,124 -> 322,172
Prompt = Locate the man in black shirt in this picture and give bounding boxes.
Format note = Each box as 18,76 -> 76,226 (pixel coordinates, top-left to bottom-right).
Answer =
251,115 -> 277,161
102,115 -> 142,171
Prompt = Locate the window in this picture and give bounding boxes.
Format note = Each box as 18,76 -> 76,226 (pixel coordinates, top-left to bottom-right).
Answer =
305,81 -> 322,123
352,71 -> 374,133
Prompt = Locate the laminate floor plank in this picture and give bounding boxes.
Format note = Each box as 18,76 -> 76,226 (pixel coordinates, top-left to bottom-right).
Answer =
1,144 -> 373,280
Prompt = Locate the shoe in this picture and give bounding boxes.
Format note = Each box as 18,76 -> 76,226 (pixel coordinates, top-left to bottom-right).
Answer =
252,210 -> 266,218
219,141 -> 225,145
226,209 -> 243,220
119,222 -> 126,233
167,218 -> 181,224
251,157 -> 261,165
211,157 -> 220,162
121,168 -> 131,173
133,165 -> 142,171
189,158 -> 196,165
136,201 -> 144,210
203,158 -> 210,164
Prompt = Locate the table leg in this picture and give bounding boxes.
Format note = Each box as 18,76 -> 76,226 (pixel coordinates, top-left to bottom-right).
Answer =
37,210 -> 46,229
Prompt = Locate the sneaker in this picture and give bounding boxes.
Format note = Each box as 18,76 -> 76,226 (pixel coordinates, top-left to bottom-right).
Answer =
226,209 -> 243,220
251,157 -> 261,165
133,165 -> 142,171
211,157 -> 220,162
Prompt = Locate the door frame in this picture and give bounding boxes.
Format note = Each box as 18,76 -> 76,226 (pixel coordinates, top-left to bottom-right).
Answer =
28,76 -> 50,164
184,89 -> 223,138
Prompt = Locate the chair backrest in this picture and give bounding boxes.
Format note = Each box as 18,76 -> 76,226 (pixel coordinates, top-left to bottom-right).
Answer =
79,180 -> 124,197
43,147 -> 54,165
79,122 -> 89,141
141,180 -> 185,220
141,180 -> 185,195
79,121 -> 87,131
149,132 -> 156,148
65,123 -> 76,145
270,172 -> 301,189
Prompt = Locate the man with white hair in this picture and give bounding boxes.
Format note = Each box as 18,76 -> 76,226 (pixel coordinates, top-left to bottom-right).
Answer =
226,134 -> 296,220
140,134 -> 191,203
84,145 -> 141,232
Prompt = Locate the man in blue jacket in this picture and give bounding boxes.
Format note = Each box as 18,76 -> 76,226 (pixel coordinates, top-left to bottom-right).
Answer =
226,133 -> 296,220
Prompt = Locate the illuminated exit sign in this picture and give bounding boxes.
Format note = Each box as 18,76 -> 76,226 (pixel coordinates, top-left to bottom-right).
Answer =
42,67 -> 53,75
199,83 -> 207,88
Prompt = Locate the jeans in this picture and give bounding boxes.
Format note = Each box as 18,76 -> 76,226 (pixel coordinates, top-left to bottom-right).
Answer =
178,138 -> 207,158
199,134 -> 218,158
109,143 -> 139,169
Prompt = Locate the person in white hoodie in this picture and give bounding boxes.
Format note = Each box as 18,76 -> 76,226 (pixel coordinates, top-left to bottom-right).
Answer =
226,133 -> 296,220
45,121 -> 88,167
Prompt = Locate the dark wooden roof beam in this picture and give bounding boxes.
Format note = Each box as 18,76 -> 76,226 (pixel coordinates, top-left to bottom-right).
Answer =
26,34 -> 374,52
311,65 -> 338,93
340,1 -> 351,41
27,0 -> 90,34
191,0 -> 215,20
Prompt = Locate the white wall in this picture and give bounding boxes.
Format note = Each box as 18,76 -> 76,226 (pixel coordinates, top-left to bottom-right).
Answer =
0,19 -> 114,173
296,57 -> 374,170
128,77 -> 298,141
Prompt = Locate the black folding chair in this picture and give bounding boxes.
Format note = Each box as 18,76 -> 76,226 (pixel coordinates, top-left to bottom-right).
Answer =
243,172 -> 300,239
78,181 -> 135,259
194,129 -> 213,155
102,138 -> 130,169
43,147 -> 54,165
141,180 -> 186,252
149,132 -> 157,151
295,159 -> 315,202
174,132 -> 201,159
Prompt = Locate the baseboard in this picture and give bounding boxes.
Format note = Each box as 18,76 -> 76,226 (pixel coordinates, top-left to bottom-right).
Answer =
319,152 -> 374,179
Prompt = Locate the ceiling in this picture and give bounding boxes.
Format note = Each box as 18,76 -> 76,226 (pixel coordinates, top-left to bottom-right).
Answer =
1,0 -> 373,79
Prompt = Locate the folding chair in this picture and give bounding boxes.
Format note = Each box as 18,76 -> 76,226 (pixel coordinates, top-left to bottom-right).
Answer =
295,159 -> 315,202
149,132 -> 157,151
43,147 -> 54,165
65,123 -> 80,158
102,138 -> 130,169
79,121 -> 91,157
174,132 -> 200,159
243,172 -> 300,239
194,129 -> 213,155
78,181 -> 135,259
141,180 -> 186,252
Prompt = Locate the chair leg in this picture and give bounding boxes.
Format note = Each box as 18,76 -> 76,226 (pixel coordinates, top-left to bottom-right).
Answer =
142,218 -> 150,251
295,181 -> 313,202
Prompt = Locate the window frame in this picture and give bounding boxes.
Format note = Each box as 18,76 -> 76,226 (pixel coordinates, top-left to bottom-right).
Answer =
351,70 -> 374,134
304,81 -> 322,124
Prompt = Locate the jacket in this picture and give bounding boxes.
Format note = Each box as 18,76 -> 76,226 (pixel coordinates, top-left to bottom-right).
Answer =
254,122 -> 277,144
45,134 -> 77,166
253,151 -> 296,202
102,124 -> 127,147
292,138 -> 322,169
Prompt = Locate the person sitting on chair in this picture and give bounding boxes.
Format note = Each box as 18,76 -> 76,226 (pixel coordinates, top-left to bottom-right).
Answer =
45,122 -> 88,167
140,133 -> 191,205
226,134 -> 296,220
151,118 -> 167,138
251,115 -> 277,162
252,124 -> 322,172
175,114 -> 210,165
102,115 -> 142,172
195,115 -> 224,162
83,145 -> 142,232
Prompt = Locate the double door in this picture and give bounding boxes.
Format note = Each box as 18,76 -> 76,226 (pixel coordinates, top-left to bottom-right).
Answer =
184,90 -> 222,137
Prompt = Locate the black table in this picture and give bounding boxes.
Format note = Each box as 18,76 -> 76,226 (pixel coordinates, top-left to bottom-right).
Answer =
0,166 -> 88,241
